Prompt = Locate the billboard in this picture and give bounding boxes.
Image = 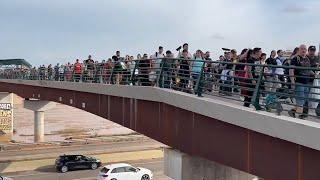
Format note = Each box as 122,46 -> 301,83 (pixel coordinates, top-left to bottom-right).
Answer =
0,103 -> 12,131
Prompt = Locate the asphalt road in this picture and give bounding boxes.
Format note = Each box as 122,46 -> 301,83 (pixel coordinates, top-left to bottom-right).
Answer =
0,140 -> 164,162
2,158 -> 172,180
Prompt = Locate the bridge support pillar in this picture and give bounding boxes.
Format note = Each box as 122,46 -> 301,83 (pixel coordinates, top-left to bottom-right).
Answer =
34,111 -> 44,143
164,148 -> 259,180
24,100 -> 56,143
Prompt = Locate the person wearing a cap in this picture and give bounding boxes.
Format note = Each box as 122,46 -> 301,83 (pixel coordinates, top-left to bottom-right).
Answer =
307,45 -> 320,112
308,46 -> 319,67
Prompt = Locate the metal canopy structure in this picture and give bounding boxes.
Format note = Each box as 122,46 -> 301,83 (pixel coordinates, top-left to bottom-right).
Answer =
0,59 -> 32,69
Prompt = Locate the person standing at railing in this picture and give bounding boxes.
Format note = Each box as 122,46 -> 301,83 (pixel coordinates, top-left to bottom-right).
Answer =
138,54 -> 151,86
231,49 -> 240,93
65,62 -> 72,81
39,65 -> 46,80
151,46 -> 165,72
150,46 -> 165,86
289,44 -> 314,119
54,63 -> 60,81
177,49 -> 191,92
162,50 -> 175,88
58,64 -> 65,81
102,58 -> 113,84
122,56 -> 131,85
127,56 -> 136,85
83,55 -> 95,82
255,53 -> 266,73
177,43 -> 192,59
236,49 -> 248,99
191,50 -> 205,95
204,51 -> 214,92
220,51 -> 233,96
31,67 -> 37,80
74,59 -> 82,82
48,64 -> 53,80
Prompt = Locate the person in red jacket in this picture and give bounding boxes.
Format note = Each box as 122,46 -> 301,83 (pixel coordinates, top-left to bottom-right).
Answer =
74,59 -> 83,82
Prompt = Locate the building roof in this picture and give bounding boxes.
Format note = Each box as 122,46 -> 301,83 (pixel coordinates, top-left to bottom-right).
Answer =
0,59 -> 32,68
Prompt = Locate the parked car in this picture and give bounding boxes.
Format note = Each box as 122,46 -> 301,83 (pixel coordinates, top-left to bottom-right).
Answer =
0,176 -> 12,180
97,163 -> 153,180
55,154 -> 102,173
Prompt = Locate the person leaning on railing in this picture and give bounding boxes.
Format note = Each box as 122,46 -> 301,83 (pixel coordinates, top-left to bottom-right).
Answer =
288,44 -> 315,119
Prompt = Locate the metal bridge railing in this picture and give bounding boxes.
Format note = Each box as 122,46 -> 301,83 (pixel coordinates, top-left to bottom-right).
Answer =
1,58 -> 320,120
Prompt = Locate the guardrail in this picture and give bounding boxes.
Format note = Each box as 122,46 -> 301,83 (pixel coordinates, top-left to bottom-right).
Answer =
1,58 -> 319,120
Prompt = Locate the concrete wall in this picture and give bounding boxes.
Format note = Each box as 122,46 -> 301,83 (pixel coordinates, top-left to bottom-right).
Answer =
164,148 -> 183,180
165,149 -> 259,180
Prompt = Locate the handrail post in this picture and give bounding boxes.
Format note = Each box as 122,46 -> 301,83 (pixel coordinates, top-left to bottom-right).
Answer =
252,64 -> 264,110
156,58 -> 165,88
195,60 -> 206,97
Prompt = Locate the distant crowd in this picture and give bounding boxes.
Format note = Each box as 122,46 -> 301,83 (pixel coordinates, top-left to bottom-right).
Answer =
1,43 -> 319,119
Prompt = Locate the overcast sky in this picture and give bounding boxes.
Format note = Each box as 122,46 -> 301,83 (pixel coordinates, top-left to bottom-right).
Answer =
1,0 -> 320,65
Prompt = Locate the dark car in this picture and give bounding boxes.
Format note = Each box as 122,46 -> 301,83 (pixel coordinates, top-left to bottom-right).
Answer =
55,155 -> 102,173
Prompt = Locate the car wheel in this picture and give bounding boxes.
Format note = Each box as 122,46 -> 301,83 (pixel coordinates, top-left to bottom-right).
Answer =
91,163 -> 98,170
61,165 -> 68,173
141,174 -> 150,180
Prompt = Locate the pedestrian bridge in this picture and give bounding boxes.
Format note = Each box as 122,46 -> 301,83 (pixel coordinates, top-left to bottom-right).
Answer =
0,79 -> 320,180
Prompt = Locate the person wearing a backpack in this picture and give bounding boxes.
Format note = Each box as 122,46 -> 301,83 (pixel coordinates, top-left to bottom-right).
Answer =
288,44 -> 315,119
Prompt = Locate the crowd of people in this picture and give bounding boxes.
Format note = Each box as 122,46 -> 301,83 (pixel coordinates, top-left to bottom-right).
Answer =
1,43 -> 320,119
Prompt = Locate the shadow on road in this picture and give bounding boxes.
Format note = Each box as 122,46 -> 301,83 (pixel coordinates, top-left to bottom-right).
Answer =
35,165 -> 56,173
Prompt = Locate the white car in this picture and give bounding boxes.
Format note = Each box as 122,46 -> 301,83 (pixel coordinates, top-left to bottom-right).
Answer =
97,163 -> 153,180
0,176 -> 12,180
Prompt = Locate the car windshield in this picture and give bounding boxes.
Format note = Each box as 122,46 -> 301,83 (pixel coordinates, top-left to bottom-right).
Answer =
100,167 -> 110,173
86,156 -> 94,160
